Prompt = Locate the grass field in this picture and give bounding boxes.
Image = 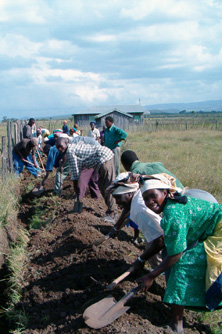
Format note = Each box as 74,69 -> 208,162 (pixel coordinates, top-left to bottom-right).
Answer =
121,129 -> 222,202
1,119 -> 222,202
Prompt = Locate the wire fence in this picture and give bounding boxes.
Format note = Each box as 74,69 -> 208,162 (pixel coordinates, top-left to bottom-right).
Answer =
1,117 -> 222,179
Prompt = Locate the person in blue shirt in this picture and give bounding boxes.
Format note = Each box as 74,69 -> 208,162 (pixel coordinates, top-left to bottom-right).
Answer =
62,120 -> 69,135
104,116 -> 127,177
45,129 -> 63,147
41,144 -> 68,195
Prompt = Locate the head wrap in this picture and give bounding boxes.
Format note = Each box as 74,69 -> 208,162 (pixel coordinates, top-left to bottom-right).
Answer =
57,133 -> 69,138
30,137 -> 38,146
141,173 -> 182,194
53,129 -> 63,134
106,172 -> 140,195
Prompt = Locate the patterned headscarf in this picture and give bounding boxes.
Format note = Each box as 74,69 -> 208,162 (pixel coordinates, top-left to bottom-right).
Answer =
70,127 -> 77,133
141,173 -> 182,194
106,172 -> 140,195
53,129 -> 63,134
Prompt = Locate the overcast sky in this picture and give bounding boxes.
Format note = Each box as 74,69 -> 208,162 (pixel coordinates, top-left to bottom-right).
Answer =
0,0 -> 222,119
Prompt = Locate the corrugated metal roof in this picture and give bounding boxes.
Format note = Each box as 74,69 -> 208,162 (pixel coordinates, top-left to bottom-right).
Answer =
95,108 -> 133,119
72,104 -> 145,116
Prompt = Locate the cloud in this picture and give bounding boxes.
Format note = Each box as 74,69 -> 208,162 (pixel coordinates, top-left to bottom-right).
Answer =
0,0 -> 222,119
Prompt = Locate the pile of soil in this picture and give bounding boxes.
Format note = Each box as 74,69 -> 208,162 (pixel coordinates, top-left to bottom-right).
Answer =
10,171 -> 215,333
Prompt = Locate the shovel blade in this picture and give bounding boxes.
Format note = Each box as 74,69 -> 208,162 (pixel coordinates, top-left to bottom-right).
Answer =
83,295 -> 130,329
32,185 -> 44,196
73,201 -> 83,213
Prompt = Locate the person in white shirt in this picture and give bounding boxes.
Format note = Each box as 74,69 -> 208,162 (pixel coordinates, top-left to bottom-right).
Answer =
107,172 -> 218,271
87,122 -> 100,141
106,172 -> 163,269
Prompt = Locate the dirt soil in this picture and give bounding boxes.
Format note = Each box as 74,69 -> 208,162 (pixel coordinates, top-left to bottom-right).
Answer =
13,170 -> 215,334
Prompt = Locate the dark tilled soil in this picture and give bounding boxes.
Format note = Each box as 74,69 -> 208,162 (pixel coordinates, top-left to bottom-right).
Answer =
12,170 -> 214,334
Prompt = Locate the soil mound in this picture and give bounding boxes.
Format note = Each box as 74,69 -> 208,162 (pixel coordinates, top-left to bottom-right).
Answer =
12,172 -> 215,333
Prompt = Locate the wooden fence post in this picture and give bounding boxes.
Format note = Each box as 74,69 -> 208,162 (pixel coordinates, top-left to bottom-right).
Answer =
14,123 -> 18,145
21,120 -> 25,140
7,120 -> 13,173
1,136 -> 7,180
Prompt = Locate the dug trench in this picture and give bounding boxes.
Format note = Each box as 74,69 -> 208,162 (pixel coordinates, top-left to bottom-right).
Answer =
1,170 -> 217,333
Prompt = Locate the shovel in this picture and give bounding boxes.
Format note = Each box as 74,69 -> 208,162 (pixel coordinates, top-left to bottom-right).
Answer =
58,166 -> 63,197
78,218 -> 130,254
105,266 -> 135,291
78,233 -> 111,254
23,159 -> 45,171
83,285 -> 140,329
32,185 -> 45,196
73,189 -> 83,213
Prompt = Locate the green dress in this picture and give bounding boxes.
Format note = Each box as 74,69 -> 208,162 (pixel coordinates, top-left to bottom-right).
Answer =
161,196 -> 222,307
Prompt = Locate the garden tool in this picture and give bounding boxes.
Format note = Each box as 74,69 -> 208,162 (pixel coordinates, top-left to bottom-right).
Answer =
105,266 -> 135,291
73,192 -> 83,213
23,159 -> 45,171
83,285 -> 141,329
78,233 -> 111,254
58,166 -> 63,197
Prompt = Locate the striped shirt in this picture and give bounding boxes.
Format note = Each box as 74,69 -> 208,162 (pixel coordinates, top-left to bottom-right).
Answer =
67,136 -> 114,180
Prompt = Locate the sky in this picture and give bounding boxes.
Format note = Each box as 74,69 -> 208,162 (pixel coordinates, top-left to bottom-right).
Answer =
0,0 -> 222,119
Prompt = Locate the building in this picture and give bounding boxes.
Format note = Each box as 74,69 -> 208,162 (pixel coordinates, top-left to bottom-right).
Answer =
72,105 -> 145,130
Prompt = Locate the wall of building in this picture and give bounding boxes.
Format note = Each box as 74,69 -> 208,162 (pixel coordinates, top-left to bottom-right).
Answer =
73,111 -> 144,130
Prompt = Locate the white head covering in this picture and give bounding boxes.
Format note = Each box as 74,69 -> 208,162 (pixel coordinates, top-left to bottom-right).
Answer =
141,173 -> 182,194
106,172 -> 140,195
57,133 -> 69,138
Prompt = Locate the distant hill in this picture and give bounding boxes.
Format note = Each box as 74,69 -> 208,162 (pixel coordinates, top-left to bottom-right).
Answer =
145,100 -> 222,113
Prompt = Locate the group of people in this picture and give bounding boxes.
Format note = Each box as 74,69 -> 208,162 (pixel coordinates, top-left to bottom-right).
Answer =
12,116 -> 127,222
12,117 -> 222,333
105,152 -> 222,333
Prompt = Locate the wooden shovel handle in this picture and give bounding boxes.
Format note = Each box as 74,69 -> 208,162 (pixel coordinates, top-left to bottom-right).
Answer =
106,266 -> 135,290
37,150 -> 45,171
112,266 -> 135,284
23,159 -> 45,171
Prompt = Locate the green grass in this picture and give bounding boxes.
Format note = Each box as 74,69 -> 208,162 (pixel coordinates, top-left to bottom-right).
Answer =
0,175 -> 20,228
0,175 -> 28,334
121,129 -> 222,202
5,228 -> 29,334
28,195 -> 62,229
198,310 -> 222,334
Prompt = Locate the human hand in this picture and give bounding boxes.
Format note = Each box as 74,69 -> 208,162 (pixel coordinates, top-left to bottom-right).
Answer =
136,274 -> 154,292
108,227 -> 119,238
132,259 -> 145,272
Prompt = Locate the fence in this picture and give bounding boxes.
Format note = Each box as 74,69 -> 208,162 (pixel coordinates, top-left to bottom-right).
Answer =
1,117 -> 222,179
0,120 -> 25,180
0,119 -> 72,179
129,117 -> 222,132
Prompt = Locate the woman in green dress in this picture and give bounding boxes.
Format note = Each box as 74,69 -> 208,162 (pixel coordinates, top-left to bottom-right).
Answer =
136,174 -> 222,334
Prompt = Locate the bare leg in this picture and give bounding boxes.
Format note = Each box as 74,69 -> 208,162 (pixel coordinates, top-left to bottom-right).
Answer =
170,304 -> 184,333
